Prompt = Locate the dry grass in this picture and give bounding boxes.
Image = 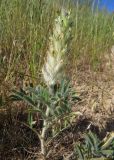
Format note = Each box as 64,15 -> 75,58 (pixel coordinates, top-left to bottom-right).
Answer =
0,0 -> 114,84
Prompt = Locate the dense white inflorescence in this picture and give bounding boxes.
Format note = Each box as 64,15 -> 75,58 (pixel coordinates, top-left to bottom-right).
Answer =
42,9 -> 71,89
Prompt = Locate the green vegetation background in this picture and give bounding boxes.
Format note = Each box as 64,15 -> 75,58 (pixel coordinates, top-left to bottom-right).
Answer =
0,0 -> 114,84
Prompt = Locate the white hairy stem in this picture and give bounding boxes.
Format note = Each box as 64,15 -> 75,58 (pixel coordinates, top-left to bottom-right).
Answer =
41,86 -> 54,158
41,107 -> 50,157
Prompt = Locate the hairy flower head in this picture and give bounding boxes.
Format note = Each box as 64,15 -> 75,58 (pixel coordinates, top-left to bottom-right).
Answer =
42,9 -> 71,88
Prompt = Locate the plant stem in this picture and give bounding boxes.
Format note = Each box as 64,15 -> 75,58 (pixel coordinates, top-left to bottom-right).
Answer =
41,107 -> 50,157
41,86 -> 54,158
